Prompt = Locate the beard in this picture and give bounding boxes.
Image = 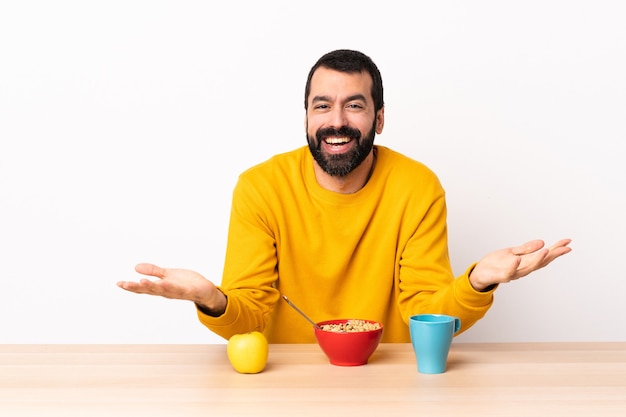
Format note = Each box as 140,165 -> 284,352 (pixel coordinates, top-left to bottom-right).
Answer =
307,122 -> 376,177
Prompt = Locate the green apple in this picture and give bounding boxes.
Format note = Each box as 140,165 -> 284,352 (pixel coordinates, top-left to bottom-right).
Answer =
227,331 -> 269,374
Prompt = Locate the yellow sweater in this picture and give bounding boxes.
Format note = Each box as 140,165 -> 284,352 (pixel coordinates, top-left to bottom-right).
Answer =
197,145 -> 494,343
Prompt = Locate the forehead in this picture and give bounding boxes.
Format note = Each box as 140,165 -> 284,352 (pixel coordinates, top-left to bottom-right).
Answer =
308,67 -> 374,103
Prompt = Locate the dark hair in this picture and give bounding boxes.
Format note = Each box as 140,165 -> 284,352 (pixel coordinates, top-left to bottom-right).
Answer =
304,49 -> 384,112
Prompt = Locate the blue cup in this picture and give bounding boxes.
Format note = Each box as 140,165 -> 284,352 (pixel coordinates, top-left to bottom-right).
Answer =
409,314 -> 461,374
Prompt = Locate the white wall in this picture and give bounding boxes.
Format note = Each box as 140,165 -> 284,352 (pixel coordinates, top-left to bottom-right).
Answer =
1,0 -> 624,344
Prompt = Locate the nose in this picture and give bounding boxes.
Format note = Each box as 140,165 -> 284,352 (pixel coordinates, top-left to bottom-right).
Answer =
328,107 -> 348,129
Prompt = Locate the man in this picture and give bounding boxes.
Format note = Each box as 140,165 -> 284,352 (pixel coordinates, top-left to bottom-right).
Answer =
117,49 -> 571,343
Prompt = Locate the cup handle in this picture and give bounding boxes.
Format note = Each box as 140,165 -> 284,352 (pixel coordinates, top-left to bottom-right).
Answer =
453,317 -> 461,334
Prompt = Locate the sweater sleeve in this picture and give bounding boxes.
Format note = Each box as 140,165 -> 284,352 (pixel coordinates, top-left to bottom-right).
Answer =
396,193 -> 495,335
196,172 -> 281,340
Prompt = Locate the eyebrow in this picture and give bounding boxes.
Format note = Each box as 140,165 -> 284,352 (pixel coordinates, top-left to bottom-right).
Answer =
311,94 -> 368,104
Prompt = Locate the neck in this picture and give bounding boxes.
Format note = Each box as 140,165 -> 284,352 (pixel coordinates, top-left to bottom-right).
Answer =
313,148 -> 377,194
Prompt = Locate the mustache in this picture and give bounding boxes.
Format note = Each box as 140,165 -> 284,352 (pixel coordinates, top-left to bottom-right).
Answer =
316,126 -> 361,142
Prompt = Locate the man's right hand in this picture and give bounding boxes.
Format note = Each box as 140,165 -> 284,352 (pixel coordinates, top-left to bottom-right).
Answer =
117,263 -> 227,315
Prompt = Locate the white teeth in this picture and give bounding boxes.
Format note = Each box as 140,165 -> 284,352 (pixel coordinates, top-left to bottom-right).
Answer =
325,137 -> 350,145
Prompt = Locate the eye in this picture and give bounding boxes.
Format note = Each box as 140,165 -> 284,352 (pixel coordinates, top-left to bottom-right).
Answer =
347,103 -> 364,110
314,103 -> 330,110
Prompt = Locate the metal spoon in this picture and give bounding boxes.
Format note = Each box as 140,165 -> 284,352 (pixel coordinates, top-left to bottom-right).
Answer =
282,295 -> 322,330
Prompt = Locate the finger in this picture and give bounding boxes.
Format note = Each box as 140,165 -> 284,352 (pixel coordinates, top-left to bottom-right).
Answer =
543,245 -> 572,264
510,253 -> 523,274
135,263 -> 167,279
511,240 -> 545,256
500,252 -> 524,280
513,248 -> 549,278
117,278 -> 163,296
116,281 -> 130,290
117,280 -> 150,294
548,238 -> 572,251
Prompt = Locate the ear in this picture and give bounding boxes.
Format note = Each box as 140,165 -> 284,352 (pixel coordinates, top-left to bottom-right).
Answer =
375,107 -> 385,134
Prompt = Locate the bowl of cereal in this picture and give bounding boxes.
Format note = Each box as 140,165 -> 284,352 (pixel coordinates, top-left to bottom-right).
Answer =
314,319 -> 383,366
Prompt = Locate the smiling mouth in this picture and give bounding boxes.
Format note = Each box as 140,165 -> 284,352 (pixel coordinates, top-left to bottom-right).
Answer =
324,137 -> 352,145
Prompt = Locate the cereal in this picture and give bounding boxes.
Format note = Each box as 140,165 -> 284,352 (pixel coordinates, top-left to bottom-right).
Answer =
320,320 -> 381,333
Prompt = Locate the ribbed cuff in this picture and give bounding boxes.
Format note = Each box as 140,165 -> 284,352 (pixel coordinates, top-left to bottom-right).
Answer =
454,263 -> 497,307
